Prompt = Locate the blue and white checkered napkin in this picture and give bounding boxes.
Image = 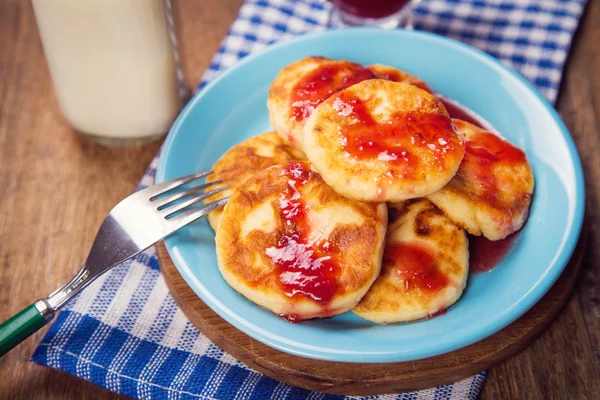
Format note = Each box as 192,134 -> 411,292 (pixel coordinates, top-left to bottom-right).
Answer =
32,1 -> 586,399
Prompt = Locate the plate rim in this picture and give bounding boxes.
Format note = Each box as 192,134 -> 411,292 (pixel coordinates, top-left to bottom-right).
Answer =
156,27 -> 585,363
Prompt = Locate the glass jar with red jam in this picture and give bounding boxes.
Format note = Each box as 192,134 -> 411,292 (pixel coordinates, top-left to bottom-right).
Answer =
329,0 -> 420,29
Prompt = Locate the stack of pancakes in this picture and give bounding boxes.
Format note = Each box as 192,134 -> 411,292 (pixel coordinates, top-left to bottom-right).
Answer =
207,56 -> 534,324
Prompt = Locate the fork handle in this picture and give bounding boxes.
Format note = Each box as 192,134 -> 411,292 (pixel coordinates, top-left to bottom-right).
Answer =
0,300 -> 54,357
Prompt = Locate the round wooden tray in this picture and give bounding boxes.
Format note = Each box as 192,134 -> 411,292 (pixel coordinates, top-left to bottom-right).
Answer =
157,225 -> 586,396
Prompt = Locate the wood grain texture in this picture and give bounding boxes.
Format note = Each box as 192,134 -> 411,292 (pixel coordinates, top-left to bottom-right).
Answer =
157,230 -> 585,395
0,0 -> 598,398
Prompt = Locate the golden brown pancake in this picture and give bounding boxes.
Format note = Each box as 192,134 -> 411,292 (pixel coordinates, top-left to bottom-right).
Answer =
302,79 -> 465,202
367,64 -> 433,93
215,161 -> 387,321
204,131 -> 304,230
353,199 -> 469,323
267,56 -> 378,150
427,119 -> 534,240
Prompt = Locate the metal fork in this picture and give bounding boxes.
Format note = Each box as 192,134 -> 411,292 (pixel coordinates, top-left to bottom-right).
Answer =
0,172 -> 228,357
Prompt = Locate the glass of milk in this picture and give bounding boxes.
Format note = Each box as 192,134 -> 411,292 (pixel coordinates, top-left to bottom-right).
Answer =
31,0 -> 182,146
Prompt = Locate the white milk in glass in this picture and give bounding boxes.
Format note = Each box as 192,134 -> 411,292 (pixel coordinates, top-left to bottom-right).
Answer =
32,0 -> 181,146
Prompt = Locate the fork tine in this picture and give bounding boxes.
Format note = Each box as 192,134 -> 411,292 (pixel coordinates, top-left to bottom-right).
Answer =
163,186 -> 229,218
154,180 -> 223,209
169,197 -> 229,228
146,171 -> 213,199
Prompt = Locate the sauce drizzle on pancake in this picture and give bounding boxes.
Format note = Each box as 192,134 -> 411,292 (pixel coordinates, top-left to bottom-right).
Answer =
443,104 -> 528,272
459,131 -> 528,213
290,62 -> 376,123
385,242 -> 450,292
265,161 -> 342,305
331,93 -> 463,180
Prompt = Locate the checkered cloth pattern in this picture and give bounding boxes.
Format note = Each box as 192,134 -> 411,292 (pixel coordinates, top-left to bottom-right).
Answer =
31,1 -> 586,399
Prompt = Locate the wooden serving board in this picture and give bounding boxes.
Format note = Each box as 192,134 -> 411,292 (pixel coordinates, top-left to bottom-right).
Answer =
156,225 -> 586,396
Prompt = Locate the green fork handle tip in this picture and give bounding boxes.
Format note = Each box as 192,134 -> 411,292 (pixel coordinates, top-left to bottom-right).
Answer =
0,301 -> 53,358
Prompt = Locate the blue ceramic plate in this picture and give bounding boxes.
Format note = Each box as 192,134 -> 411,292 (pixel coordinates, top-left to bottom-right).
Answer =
156,28 -> 584,363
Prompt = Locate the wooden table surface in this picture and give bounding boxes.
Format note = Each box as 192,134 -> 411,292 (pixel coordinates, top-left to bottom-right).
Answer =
0,1 -> 598,399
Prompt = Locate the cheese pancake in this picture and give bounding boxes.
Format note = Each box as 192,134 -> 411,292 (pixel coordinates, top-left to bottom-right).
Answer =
216,161 -> 387,322
427,119 -> 534,240
267,56 -> 378,150
367,64 -> 432,93
353,199 -> 468,324
303,79 -> 465,202
204,132 -> 303,230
